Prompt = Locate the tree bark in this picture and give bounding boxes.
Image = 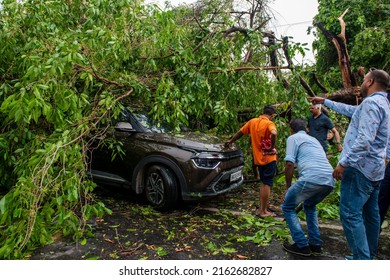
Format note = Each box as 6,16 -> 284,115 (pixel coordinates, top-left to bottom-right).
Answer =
316,9 -> 358,89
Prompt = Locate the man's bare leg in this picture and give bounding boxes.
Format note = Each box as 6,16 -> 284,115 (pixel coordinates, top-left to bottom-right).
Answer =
256,183 -> 275,217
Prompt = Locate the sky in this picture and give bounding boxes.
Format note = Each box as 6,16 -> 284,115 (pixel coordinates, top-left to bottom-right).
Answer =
267,0 -> 318,64
149,0 -> 318,64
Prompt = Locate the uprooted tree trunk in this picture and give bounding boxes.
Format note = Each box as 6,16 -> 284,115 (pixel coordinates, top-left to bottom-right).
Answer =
205,8 -> 364,118
317,9 -> 358,89
264,8 -> 371,116
265,8 -> 364,105
315,8 -> 366,105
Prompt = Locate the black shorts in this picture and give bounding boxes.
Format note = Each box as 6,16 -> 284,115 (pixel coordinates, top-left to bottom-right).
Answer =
256,161 -> 277,186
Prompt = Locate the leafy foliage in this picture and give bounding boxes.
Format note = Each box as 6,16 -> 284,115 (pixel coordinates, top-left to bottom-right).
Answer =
0,0 -> 300,259
0,0 -> 350,259
314,0 -> 390,87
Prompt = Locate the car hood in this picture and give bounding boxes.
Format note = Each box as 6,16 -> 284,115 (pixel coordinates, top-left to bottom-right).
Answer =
149,131 -> 240,153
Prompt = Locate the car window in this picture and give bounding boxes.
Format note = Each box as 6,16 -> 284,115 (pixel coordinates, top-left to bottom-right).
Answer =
130,109 -> 174,133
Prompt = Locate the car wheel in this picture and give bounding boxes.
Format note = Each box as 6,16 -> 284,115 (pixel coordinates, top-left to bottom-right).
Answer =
145,165 -> 178,210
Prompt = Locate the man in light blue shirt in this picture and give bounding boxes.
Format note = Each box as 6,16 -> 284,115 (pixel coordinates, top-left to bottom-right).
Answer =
311,68 -> 390,260
282,119 -> 335,257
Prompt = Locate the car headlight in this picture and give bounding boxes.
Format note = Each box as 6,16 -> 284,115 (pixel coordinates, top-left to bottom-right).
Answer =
192,153 -> 222,169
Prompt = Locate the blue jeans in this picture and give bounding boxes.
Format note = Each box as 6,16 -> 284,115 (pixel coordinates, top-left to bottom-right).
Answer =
340,167 -> 381,260
282,181 -> 333,248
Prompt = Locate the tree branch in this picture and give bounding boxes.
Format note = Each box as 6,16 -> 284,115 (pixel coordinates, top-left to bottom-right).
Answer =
315,10 -> 359,89
224,26 -> 249,37
74,64 -> 125,87
63,89 -> 133,148
210,65 -> 291,73
312,73 -> 328,93
338,8 -> 349,46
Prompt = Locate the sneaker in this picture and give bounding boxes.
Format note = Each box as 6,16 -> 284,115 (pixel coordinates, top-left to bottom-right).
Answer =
282,243 -> 311,257
309,244 -> 322,256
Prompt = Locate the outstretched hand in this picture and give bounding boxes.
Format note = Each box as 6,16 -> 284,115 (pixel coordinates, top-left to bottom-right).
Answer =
309,96 -> 325,105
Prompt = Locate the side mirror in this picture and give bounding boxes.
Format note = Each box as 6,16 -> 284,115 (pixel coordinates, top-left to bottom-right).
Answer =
115,122 -> 135,132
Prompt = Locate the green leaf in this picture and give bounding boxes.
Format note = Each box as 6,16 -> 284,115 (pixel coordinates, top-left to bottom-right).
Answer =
0,196 -> 6,214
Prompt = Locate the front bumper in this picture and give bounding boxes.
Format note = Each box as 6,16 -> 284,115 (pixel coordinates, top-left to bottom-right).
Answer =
182,165 -> 244,200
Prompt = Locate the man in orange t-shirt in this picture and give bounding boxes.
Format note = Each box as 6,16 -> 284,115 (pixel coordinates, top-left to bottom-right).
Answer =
225,105 -> 278,218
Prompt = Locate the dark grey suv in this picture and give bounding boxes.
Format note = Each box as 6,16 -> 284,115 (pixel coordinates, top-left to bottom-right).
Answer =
90,107 -> 244,210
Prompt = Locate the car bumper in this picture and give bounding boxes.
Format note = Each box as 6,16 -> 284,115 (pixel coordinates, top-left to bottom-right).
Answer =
182,165 -> 244,200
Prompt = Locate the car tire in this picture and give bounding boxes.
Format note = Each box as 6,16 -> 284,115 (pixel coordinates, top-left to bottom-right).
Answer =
145,165 -> 178,210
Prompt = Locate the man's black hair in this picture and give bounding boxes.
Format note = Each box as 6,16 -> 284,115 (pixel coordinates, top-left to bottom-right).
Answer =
263,105 -> 277,115
369,68 -> 390,89
290,118 -> 307,133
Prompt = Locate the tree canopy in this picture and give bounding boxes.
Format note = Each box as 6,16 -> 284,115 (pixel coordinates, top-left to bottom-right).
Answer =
0,0 -> 388,259
0,0 -> 301,259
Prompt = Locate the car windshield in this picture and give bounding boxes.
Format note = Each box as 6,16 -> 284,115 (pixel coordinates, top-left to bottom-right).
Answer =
130,108 -> 174,133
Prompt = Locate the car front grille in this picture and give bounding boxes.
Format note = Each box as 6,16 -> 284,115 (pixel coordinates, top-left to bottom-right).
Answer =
210,181 -> 231,193
206,166 -> 244,194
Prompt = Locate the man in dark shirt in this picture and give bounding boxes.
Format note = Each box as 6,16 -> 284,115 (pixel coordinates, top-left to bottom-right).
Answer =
307,103 -> 342,153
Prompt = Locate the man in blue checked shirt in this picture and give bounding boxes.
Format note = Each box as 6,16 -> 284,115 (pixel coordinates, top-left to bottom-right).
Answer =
310,68 -> 390,260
